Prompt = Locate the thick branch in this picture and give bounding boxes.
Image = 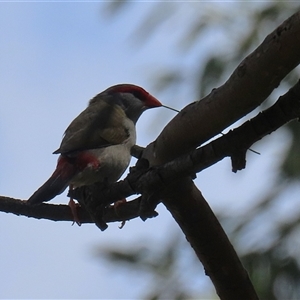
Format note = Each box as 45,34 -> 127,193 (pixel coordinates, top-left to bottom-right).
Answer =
143,11 -> 300,165
163,179 -> 258,300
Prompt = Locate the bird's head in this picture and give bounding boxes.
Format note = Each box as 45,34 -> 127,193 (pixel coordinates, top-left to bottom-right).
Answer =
90,84 -> 162,124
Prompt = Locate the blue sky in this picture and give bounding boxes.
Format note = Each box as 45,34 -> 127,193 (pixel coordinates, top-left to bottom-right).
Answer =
0,2 -> 290,299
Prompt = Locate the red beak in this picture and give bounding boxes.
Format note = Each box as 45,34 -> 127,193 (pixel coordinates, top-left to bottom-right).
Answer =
145,94 -> 162,108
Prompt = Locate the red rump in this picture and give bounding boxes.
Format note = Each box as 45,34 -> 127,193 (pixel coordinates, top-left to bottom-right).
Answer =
55,152 -> 100,179
75,152 -> 100,171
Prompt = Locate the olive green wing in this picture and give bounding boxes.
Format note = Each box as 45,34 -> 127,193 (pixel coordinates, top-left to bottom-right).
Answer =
53,101 -> 130,154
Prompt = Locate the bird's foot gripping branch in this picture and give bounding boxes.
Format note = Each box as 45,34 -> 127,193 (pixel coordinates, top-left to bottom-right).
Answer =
69,154 -> 161,231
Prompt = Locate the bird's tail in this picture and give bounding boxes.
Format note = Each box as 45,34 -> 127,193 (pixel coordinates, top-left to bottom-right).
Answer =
27,156 -> 77,205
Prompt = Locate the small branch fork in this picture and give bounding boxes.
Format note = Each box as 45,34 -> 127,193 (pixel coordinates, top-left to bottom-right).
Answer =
1,79 -> 300,229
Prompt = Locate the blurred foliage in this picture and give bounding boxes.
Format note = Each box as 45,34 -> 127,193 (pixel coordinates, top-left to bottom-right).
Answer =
95,233 -> 216,299
100,2 -> 300,299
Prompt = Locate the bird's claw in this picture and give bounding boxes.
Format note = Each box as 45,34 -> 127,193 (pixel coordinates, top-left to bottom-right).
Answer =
113,198 -> 127,229
68,198 -> 81,226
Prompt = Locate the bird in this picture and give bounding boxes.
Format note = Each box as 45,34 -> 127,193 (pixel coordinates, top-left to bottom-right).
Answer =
27,84 -> 163,223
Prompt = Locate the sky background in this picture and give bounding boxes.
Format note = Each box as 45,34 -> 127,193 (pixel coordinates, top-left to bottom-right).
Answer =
0,2 -> 289,299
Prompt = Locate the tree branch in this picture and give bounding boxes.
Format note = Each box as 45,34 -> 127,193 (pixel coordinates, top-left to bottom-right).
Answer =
0,195 -> 146,227
143,11 -> 300,165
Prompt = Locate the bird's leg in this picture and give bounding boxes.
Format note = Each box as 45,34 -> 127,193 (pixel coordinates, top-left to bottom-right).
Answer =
113,198 -> 127,229
68,184 -> 81,226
